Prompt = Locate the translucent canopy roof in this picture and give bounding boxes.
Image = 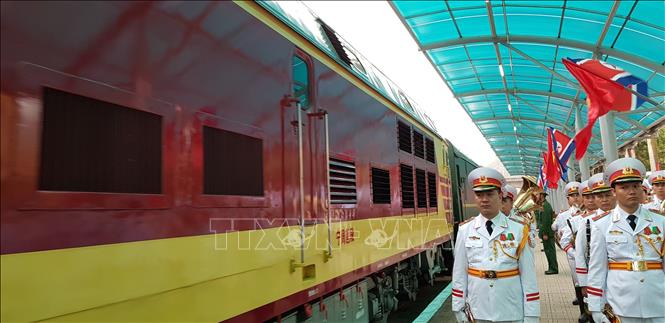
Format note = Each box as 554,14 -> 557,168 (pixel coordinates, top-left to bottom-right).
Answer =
391,0 -> 664,175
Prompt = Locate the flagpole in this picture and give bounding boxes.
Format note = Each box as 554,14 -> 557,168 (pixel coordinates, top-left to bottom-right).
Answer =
599,111 -> 619,164
574,105 -> 591,180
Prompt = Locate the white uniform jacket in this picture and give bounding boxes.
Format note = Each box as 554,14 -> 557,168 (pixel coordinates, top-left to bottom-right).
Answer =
509,210 -> 537,251
452,213 -> 540,321
587,206 -> 665,318
574,209 -> 609,287
644,197 -> 663,212
559,209 -> 584,256
553,206 -> 577,237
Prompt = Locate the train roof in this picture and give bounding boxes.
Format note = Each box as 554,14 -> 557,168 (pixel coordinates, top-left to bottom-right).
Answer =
257,1 -> 439,136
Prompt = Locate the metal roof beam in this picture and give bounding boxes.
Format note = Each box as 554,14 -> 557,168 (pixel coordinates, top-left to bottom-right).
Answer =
421,36 -> 665,73
616,114 -> 649,131
501,42 -> 581,89
455,89 -> 581,103
475,116 -> 567,124
501,155 -> 541,160
492,145 -> 542,152
484,133 -> 543,140
621,106 -> 665,115
510,93 -> 573,132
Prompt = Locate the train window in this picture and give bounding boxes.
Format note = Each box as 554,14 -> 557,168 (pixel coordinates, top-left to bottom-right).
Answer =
397,121 -> 412,153
371,167 -> 391,204
203,126 -> 263,196
415,168 -> 427,208
413,130 -> 425,159
427,171 -> 438,209
425,138 -> 435,163
39,87 -> 162,194
398,92 -> 414,113
399,164 -> 414,209
318,19 -> 366,75
329,158 -> 357,204
292,55 -> 310,108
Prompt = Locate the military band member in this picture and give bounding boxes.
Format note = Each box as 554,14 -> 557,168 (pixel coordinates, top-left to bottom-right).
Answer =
574,173 -> 617,321
452,167 -> 540,323
646,170 -> 665,213
588,158 -> 665,323
503,184 -> 537,252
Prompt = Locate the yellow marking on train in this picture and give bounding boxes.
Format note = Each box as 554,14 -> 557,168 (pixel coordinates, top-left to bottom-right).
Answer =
1,214 -> 450,322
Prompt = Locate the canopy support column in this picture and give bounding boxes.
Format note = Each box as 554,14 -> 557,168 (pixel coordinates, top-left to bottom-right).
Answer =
599,111 -> 619,164
567,158 -> 577,182
647,137 -> 660,171
575,105 -> 590,180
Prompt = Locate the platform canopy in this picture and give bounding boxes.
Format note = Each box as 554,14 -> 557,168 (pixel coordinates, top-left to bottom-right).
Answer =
391,0 -> 664,176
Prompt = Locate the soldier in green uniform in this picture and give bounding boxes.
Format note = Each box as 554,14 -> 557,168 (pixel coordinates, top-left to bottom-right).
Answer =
536,192 -> 558,274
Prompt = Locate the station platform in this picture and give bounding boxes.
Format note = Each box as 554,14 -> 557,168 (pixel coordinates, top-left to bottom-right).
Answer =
419,239 -> 581,323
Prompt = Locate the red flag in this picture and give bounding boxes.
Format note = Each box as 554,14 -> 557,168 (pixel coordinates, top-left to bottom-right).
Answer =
562,58 -> 648,159
544,128 -> 560,189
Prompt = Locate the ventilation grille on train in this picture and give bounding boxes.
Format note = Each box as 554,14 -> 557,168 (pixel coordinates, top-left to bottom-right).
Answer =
329,158 -> 357,204
416,168 -> 427,208
39,87 -> 162,194
398,121 -> 412,153
427,172 -> 438,208
426,138 -> 435,163
413,131 -> 424,159
400,164 -> 414,208
371,167 -> 391,204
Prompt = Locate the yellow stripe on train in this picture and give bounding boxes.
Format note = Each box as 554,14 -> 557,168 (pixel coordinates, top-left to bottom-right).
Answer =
1,214 -> 450,322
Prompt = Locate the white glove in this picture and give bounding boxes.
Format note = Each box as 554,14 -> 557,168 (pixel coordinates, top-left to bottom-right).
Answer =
566,249 -> 575,258
453,311 -> 468,323
591,311 -> 607,323
523,316 -> 539,323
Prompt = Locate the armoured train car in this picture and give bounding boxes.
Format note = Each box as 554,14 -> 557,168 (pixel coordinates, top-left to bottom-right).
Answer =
1,1 -> 472,321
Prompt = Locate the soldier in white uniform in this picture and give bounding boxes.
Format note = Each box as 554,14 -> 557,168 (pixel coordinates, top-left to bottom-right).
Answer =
452,167 -> 540,323
642,179 -> 653,205
560,180 -> 598,320
552,181 -> 582,306
573,173 -> 617,322
502,184 -> 536,252
645,170 -> 665,213
587,158 -> 665,323
553,182 -> 582,246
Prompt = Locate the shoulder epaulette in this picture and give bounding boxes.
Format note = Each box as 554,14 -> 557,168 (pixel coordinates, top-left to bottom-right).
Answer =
509,216 -> 526,226
592,210 -> 611,221
645,208 -> 665,217
458,217 -> 475,227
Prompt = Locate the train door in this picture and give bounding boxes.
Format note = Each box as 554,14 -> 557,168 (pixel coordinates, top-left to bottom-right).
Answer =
283,50 -> 328,249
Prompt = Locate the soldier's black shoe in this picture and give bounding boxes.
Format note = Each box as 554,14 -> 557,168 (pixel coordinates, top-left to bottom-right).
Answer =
572,298 -> 579,305
578,312 -> 593,323
544,270 -> 558,275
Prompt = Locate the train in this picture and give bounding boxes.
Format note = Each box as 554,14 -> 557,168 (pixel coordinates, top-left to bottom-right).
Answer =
0,1 -> 477,322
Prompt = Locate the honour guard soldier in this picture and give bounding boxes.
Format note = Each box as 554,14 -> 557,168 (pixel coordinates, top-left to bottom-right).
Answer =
588,158 -> 665,323
503,184 -> 537,252
553,182 -> 581,250
642,179 -> 652,204
553,181 -> 582,306
560,180 -> 597,321
452,167 -> 540,323
574,173 -> 617,322
646,170 -> 665,213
